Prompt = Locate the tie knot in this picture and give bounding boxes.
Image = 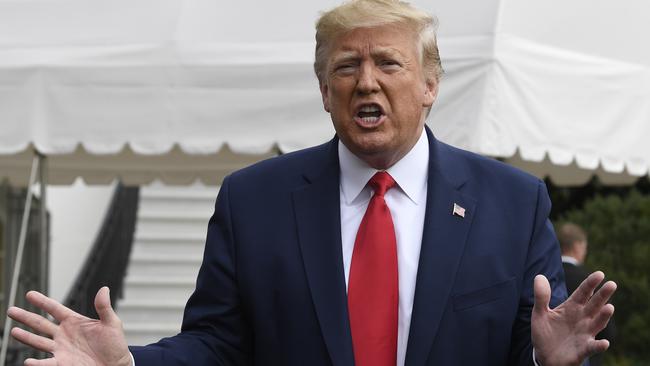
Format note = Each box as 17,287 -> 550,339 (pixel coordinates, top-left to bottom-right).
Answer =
368,171 -> 396,197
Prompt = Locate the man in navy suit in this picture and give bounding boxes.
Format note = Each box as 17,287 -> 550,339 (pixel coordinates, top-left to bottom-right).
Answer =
8,1 -> 616,365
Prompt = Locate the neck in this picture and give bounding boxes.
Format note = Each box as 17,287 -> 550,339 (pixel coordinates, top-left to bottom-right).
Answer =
357,151 -> 407,170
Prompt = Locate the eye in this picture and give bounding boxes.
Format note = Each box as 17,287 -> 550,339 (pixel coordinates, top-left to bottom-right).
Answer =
379,59 -> 401,70
334,64 -> 357,74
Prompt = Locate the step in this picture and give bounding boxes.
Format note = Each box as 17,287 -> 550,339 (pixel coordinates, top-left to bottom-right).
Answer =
140,185 -> 219,200
134,232 -> 207,242
117,300 -> 186,325
123,322 -> 181,346
134,219 -> 210,238
137,209 -> 213,222
138,187 -> 217,213
126,253 -> 203,277
123,276 -> 197,302
134,208 -> 211,232
139,195 -> 216,215
130,237 -> 206,258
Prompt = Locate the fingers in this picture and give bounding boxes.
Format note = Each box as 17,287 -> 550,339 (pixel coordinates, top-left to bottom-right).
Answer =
569,271 -> 605,305
10,327 -> 55,353
533,274 -> 551,315
25,291 -> 76,322
7,306 -> 58,336
584,280 -> 617,316
94,287 -> 120,325
24,358 -> 57,366
586,338 -> 610,357
590,303 -> 615,335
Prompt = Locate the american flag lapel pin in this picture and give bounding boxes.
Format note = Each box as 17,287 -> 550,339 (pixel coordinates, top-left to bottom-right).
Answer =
452,203 -> 466,218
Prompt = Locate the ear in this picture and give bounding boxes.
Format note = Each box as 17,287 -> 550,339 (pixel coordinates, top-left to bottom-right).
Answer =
423,78 -> 438,108
320,80 -> 331,113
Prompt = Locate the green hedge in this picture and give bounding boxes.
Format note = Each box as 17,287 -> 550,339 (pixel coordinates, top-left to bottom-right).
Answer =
559,190 -> 650,365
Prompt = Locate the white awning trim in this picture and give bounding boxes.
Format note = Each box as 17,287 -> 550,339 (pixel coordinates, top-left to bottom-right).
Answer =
0,140 -> 280,156
505,153 -> 640,187
1,141 -> 645,188
0,144 -> 279,186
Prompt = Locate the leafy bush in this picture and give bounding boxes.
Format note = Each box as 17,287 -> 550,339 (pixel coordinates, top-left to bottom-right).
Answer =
559,190 -> 650,365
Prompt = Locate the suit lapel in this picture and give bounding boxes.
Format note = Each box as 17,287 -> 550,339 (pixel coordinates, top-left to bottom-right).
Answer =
292,139 -> 355,366
405,129 -> 477,366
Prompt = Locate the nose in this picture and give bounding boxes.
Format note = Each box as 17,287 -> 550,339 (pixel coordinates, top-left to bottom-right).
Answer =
356,62 -> 380,95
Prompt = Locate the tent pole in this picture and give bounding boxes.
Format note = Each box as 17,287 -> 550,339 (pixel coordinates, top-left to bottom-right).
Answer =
0,156 -> 40,365
38,153 -> 48,297
37,153 -> 49,361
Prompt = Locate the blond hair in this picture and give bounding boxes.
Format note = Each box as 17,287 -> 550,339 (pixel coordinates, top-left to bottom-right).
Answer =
314,0 -> 442,84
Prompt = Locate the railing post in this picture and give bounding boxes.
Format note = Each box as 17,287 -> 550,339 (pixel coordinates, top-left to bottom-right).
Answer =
38,153 -> 48,298
37,153 -> 49,362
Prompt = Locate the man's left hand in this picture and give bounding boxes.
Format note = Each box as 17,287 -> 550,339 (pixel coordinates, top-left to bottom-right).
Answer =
532,271 -> 616,366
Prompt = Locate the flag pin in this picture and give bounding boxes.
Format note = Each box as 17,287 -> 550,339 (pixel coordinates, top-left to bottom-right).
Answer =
452,203 -> 466,218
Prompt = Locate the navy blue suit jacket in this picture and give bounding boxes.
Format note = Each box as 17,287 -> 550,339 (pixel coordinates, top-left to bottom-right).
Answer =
131,128 -> 567,365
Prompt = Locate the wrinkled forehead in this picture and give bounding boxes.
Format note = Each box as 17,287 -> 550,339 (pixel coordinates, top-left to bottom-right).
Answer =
326,24 -> 420,58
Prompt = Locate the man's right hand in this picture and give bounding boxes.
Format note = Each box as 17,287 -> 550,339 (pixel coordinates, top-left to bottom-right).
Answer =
7,287 -> 132,366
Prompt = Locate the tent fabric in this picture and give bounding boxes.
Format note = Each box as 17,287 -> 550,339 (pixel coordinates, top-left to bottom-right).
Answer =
1,0 -> 648,186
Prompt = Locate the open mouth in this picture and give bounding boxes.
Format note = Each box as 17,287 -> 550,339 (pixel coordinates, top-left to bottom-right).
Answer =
354,103 -> 385,127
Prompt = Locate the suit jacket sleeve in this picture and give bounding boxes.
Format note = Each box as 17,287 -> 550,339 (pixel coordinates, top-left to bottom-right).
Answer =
508,180 -> 568,365
130,175 -> 252,365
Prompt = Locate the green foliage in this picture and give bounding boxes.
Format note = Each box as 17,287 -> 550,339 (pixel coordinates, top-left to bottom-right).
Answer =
559,190 -> 650,365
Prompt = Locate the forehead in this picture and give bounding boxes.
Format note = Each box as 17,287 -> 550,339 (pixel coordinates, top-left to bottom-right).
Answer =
329,24 -> 419,57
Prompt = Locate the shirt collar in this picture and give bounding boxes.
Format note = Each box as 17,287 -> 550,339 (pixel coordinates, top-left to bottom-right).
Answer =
339,128 -> 429,205
561,256 -> 580,266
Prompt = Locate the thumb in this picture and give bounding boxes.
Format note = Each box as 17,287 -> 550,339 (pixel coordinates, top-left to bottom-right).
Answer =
533,274 -> 551,316
94,286 -> 119,325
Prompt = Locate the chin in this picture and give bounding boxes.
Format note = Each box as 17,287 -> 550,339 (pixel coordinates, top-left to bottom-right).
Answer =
348,134 -> 392,154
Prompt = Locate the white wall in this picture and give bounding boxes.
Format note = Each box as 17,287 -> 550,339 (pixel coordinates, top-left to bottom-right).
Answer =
46,180 -> 115,302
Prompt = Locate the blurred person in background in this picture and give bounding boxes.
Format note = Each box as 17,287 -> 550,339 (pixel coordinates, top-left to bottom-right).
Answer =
558,222 -> 617,366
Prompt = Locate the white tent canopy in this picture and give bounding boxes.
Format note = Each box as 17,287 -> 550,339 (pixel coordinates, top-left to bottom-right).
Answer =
1,0 -> 648,186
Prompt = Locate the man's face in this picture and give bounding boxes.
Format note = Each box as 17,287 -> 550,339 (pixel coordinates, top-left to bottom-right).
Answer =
320,24 -> 438,169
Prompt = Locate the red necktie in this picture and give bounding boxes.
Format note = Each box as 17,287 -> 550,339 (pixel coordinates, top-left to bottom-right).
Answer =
348,171 -> 398,366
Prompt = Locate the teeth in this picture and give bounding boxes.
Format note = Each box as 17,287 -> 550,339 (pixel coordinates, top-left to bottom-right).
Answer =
360,105 -> 380,113
360,116 -> 379,123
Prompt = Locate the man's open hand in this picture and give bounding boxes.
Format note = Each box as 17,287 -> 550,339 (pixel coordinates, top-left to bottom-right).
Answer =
532,271 -> 616,366
7,287 -> 132,366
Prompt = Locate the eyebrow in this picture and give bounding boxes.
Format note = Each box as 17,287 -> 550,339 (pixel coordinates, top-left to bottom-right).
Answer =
330,47 -> 407,65
330,51 -> 360,65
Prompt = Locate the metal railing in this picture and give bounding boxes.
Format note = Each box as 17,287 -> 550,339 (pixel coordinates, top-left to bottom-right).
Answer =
63,183 -> 139,318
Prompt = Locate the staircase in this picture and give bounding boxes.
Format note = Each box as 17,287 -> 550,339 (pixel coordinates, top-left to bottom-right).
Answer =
117,182 -> 219,346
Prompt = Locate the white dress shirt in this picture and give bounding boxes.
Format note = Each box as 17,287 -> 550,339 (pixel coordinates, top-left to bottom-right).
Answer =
338,128 -> 428,366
